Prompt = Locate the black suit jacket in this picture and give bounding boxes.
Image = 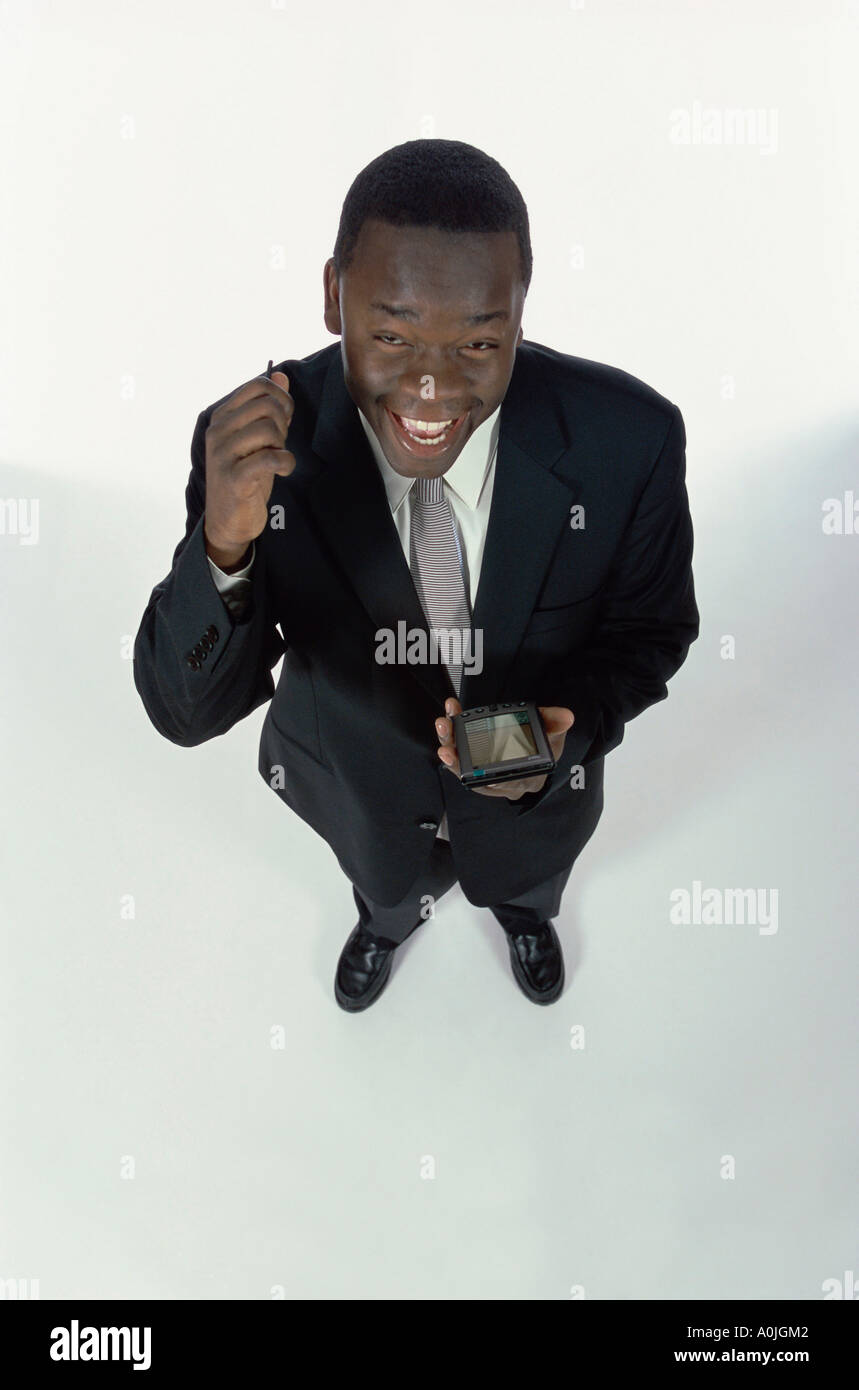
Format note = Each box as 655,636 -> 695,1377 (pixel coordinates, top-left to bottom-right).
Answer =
133,339 -> 699,907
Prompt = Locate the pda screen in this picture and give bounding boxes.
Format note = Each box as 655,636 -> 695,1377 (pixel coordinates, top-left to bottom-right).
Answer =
464,711 -> 538,769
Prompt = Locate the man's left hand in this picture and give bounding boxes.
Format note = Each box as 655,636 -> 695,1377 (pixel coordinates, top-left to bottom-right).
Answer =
434,697 -> 574,800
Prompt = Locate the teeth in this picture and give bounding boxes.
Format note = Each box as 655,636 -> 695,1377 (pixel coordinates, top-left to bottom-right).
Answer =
406,430 -> 447,445
398,416 -> 453,434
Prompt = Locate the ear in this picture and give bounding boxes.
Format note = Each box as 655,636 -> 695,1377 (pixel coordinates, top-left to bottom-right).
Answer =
323,258 -> 342,335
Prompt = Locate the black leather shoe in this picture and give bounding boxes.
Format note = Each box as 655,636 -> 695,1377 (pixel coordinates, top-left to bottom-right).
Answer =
505,921 -> 565,1004
334,922 -> 399,1012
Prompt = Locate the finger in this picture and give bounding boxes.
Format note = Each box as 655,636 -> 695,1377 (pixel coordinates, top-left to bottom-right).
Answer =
537,705 -> 575,734
537,706 -> 574,752
218,418 -> 294,466
435,715 -> 453,746
435,693 -> 463,747
233,448 -> 297,486
212,373 -> 290,418
265,370 -> 293,416
437,742 -> 461,776
434,716 -> 459,777
215,388 -> 293,443
434,709 -> 461,775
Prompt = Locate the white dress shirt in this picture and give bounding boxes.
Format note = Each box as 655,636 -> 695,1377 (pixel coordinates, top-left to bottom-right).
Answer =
208,403 -> 503,841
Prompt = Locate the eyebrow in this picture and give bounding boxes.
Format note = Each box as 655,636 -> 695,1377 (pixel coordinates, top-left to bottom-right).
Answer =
370,300 -> 509,325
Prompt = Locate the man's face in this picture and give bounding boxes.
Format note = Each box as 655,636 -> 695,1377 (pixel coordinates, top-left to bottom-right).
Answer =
323,218 -> 525,478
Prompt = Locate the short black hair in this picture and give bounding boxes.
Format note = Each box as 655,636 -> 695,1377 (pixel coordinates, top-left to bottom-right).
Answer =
332,139 -> 532,292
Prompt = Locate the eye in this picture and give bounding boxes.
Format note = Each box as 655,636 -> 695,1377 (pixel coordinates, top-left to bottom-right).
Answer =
373,334 -> 499,352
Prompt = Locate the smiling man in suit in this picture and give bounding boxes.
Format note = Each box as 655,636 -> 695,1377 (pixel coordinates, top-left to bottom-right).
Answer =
133,139 -> 699,1013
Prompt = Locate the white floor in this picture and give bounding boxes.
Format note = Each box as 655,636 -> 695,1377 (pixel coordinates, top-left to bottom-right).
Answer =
2,432 -> 856,1301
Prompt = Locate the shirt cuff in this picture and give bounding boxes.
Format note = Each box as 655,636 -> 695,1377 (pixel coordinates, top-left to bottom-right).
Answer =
207,541 -> 255,585
207,542 -> 255,617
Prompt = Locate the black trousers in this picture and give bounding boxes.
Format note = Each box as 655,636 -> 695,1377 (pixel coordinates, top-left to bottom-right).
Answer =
351,836 -> 575,946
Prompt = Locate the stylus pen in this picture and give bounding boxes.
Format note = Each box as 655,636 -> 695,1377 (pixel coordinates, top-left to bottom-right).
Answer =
266,358 -> 274,379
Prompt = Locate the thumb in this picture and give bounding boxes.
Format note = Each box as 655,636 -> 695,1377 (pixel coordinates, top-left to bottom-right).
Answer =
538,706 -> 575,735
270,370 -> 290,390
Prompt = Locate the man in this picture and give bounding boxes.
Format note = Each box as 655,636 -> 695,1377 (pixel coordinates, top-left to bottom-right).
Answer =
133,139 -> 699,1013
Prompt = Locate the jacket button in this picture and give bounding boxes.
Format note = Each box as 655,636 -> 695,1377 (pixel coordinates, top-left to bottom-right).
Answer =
419,820 -> 438,831
187,656 -> 200,670
206,625 -> 219,641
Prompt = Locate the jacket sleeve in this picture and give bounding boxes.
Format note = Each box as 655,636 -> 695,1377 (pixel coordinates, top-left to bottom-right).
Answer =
132,408 -> 286,747
515,403 -> 699,816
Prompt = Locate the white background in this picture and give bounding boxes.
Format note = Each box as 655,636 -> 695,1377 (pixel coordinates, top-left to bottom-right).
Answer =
1,0 -> 857,1300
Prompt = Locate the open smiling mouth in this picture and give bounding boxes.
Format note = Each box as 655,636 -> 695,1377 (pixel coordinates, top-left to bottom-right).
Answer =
384,406 -> 468,456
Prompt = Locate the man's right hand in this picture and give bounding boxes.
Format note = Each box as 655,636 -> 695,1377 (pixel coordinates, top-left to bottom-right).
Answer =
203,369 -> 296,569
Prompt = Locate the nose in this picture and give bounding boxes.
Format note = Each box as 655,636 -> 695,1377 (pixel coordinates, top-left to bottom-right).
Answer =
395,360 -> 471,417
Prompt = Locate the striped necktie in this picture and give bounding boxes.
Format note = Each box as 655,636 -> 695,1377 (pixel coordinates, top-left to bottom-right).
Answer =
409,473 -> 472,698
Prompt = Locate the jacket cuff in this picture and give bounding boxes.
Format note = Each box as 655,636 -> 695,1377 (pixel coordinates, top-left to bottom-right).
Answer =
158,514 -> 265,686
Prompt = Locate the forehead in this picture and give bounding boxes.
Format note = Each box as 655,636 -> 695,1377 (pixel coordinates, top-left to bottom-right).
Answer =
343,218 -> 522,313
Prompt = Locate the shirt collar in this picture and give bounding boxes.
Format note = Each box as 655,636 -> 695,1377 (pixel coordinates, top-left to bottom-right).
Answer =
358,405 -> 501,515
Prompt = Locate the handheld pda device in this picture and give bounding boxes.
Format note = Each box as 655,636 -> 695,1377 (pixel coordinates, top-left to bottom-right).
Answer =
452,702 -> 555,789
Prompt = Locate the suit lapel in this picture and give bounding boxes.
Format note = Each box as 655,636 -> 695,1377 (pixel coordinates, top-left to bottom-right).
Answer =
462,438 -> 583,708
303,344 -> 585,711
